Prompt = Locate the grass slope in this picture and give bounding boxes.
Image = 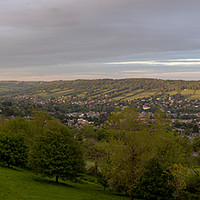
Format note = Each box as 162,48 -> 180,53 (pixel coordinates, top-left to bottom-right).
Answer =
0,166 -> 128,200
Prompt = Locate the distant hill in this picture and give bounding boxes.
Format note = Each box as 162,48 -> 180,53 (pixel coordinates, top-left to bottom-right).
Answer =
2,78 -> 200,100
0,81 -> 44,97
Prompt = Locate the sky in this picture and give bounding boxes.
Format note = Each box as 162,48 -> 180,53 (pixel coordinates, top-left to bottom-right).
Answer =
1,0 -> 200,81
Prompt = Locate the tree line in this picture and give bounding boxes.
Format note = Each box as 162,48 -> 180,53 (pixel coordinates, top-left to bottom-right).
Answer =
0,112 -> 84,183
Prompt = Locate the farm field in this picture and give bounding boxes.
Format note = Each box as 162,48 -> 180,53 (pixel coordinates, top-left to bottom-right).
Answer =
180,89 -> 195,96
2,79 -> 200,101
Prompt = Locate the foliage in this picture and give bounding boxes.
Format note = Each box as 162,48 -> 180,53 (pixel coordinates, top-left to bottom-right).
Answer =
157,136 -> 194,167
0,131 -> 28,167
98,106 -> 173,199
96,172 -> 109,191
192,137 -> 200,152
168,163 -> 189,199
81,125 -> 106,175
183,168 -> 200,199
31,111 -> 52,136
135,158 -> 174,200
28,121 -> 85,183
2,117 -> 34,146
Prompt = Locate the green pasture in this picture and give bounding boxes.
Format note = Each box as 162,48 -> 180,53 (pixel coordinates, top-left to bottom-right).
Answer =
0,166 -> 129,200
120,90 -> 157,100
189,90 -> 200,99
77,92 -> 87,97
180,89 -> 195,95
33,89 -> 75,98
167,91 -> 178,96
130,92 -> 155,100
88,88 -> 119,98
111,89 -> 143,100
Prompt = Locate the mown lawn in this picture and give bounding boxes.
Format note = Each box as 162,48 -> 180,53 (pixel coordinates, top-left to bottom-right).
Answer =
0,166 -> 129,200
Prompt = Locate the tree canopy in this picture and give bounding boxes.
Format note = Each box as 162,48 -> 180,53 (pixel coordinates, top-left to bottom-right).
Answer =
0,131 -> 28,168
98,106 -> 192,199
28,120 -> 85,183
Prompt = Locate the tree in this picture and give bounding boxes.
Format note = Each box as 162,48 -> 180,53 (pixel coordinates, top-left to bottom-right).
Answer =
192,137 -> 200,152
99,106 -> 172,200
0,131 -> 28,168
31,111 -> 51,136
135,158 -> 174,200
28,121 -> 85,183
193,124 -> 199,133
81,125 -> 106,174
157,136 -> 194,167
96,171 -> 109,191
168,164 -> 189,199
3,117 -> 34,147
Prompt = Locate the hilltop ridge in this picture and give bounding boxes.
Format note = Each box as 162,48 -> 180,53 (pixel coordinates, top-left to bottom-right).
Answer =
2,78 -> 200,100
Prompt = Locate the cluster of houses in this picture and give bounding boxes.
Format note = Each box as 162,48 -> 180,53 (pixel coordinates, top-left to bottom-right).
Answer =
10,94 -> 200,136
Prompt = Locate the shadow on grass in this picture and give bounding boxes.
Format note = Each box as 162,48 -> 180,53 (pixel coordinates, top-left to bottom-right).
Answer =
32,176 -> 76,188
104,190 -> 128,198
114,193 -> 128,197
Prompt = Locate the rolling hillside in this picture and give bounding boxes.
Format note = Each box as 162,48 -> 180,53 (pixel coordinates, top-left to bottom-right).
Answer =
2,78 -> 200,100
0,165 -> 128,200
0,81 -> 43,97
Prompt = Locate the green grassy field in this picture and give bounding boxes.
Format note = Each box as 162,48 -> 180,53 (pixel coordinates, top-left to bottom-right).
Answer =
122,90 -> 156,100
0,166 -> 129,200
181,89 -> 195,95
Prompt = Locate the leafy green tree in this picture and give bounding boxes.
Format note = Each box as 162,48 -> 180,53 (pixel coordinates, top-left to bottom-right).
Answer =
31,111 -> 51,136
192,137 -> 200,152
96,128 -> 106,141
0,131 -> 28,168
28,121 -> 85,183
0,115 -> 7,131
157,136 -> 194,167
81,125 -> 106,174
82,124 -> 96,139
183,168 -> 200,199
193,124 -> 199,133
99,106 -> 172,200
168,164 -> 189,199
96,171 -> 109,191
3,117 -> 34,146
135,158 -> 174,200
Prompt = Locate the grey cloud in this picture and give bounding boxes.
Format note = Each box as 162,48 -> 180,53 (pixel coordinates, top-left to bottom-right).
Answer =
1,0 -> 200,80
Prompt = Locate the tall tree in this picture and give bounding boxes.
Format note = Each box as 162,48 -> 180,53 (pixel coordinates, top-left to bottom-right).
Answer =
135,158 -> 174,200
28,120 -> 85,183
99,106 -> 173,200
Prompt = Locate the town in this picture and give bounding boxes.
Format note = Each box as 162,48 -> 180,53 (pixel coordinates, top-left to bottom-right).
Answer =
1,92 -> 200,138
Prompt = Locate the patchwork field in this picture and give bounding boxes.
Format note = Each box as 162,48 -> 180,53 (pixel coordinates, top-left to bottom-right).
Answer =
1,79 -> 200,101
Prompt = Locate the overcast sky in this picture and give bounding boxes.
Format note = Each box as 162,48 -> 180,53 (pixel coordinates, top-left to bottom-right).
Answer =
1,0 -> 200,81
